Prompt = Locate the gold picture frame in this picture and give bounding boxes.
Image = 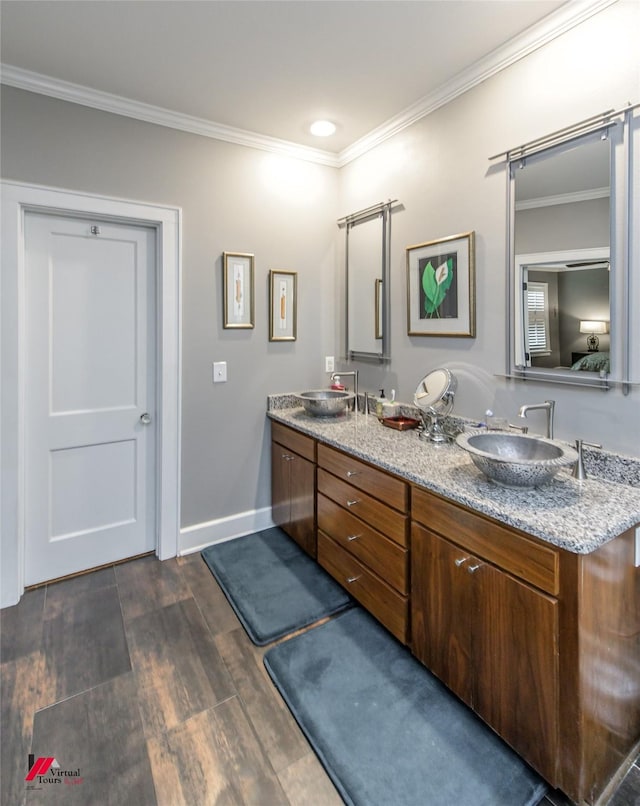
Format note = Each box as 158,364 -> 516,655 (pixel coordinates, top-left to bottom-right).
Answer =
406,231 -> 476,337
269,270 -> 297,341
223,252 -> 254,329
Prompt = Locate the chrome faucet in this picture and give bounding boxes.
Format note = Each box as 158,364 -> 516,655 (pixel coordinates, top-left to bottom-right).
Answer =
518,399 -> 555,439
331,370 -> 359,412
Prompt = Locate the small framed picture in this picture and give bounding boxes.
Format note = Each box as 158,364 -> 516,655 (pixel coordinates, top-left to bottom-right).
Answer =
406,231 -> 476,337
223,252 -> 254,329
269,270 -> 297,341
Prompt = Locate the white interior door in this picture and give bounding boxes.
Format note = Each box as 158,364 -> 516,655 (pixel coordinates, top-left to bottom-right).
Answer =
24,212 -> 156,585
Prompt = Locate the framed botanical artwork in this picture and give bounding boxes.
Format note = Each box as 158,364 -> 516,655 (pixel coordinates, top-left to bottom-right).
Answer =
223,252 -> 254,329
269,270 -> 297,341
406,231 -> 476,337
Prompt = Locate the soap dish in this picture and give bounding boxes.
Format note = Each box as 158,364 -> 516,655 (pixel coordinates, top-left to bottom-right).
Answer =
381,416 -> 420,431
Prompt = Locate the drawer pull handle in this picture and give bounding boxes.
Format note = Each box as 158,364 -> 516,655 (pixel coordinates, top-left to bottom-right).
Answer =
467,563 -> 483,574
347,534 -> 361,542
282,454 -> 293,461
454,557 -> 469,567
346,470 -> 361,477
346,575 -> 361,584
346,499 -> 360,507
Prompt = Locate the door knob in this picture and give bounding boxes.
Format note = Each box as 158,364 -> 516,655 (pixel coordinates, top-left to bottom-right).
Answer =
140,413 -> 152,425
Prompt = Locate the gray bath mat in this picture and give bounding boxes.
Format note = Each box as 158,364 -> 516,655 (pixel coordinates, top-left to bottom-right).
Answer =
201,527 -> 352,645
264,607 -> 548,806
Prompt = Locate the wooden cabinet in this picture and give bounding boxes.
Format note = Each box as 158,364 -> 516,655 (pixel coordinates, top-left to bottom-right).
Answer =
411,486 -> 640,805
271,421 -> 316,558
316,444 -> 409,643
412,521 -> 558,781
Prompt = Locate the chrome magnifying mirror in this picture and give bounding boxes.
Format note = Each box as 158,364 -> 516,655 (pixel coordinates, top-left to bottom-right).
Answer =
413,368 -> 457,443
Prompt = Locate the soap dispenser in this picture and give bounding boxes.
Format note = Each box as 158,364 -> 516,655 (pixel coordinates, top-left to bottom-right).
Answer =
375,389 -> 387,419
381,389 -> 397,419
330,375 -> 345,391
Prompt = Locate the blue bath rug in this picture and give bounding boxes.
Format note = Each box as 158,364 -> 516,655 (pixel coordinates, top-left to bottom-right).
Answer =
201,527 -> 352,646
264,607 -> 548,806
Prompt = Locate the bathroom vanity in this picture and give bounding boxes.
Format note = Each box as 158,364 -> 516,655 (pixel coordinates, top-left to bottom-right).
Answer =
268,400 -> 640,805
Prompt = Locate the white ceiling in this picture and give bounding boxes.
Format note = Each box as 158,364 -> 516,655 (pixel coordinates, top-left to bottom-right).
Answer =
0,1 -> 611,165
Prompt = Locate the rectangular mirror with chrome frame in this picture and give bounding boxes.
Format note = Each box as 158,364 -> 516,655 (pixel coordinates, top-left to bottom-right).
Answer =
497,104 -> 638,392
339,200 -> 396,363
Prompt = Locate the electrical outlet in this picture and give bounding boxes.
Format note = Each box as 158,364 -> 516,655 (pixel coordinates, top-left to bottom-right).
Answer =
325,356 -> 335,373
213,361 -> 227,383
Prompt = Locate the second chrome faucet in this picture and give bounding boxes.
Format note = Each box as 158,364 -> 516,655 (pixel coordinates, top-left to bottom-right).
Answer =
330,370 -> 359,411
518,399 -> 555,439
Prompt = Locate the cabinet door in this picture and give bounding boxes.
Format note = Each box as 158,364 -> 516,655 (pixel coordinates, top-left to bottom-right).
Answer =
474,561 -> 559,781
288,452 -> 316,558
411,523 -> 474,707
271,441 -> 291,529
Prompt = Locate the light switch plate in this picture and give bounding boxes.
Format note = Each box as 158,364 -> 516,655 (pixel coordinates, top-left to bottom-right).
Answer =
213,361 -> 227,383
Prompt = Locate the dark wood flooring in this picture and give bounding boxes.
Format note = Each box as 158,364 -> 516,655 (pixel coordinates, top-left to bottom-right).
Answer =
1,554 -> 639,805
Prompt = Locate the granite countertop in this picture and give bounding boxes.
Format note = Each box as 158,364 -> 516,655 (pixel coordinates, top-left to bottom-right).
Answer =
267,398 -> 640,555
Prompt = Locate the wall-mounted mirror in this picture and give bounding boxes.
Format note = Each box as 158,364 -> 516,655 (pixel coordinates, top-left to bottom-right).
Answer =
340,200 -> 394,363
506,126 -> 618,388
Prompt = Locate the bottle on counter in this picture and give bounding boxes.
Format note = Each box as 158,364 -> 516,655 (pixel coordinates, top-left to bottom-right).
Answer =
381,389 -> 397,419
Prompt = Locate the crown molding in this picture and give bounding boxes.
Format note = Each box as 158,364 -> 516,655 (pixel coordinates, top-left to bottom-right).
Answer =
0,0 -> 617,168
337,0 -> 618,166
516,187 -> 609,211
0,64 -> 341,168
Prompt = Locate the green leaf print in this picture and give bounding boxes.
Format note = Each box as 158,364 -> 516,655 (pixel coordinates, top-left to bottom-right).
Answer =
422,258 -> 454,317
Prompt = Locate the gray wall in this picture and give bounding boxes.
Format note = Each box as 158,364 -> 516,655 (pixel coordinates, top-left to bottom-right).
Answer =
2,0 -> 639,548
1,88 -> 339,530
558,268 -> 611,362
515,198 -> 610,254
337,0 -> 639,454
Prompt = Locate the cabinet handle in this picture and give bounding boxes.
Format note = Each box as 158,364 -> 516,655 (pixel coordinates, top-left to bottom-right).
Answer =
281,453 -> 293,461
467,563 -> 483,574
346,470 -> 361,477
346,499 -> 360,507
347,534 -> 361,542
346,575 -> 361,584
454,557 -> 469,567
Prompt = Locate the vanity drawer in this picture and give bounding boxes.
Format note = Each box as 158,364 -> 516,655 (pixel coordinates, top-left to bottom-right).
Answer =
412,487 -> 559,595
271,421 -> 316,462
318,493 -> 408,594
318,444 -> 408,513
318,469 -> 409,547
318,531 -> 408,644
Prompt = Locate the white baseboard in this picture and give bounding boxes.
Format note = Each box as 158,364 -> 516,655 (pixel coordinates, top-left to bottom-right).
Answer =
179,506 -> 275,556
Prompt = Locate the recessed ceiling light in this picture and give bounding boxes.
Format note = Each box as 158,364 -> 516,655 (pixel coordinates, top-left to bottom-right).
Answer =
310,120 -> 336,137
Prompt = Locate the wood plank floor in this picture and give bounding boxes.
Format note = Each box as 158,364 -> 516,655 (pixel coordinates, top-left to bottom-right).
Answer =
1,552 -> 639,805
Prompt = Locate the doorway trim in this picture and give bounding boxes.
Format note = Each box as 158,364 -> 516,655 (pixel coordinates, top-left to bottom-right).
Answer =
1,180 -> 182,607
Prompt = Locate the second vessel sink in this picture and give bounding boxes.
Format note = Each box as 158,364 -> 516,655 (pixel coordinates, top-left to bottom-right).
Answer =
296,390 -> 354,417
456,431 -> 579,489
